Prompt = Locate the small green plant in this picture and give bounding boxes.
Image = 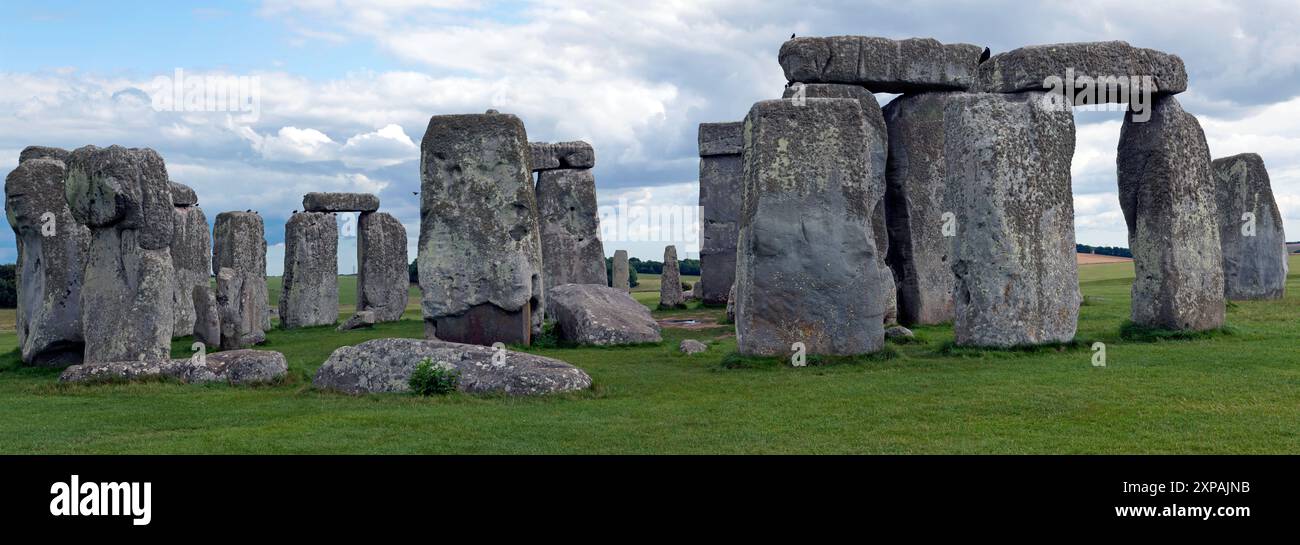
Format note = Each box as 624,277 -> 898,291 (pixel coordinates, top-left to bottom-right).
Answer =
408,357 -> 460,396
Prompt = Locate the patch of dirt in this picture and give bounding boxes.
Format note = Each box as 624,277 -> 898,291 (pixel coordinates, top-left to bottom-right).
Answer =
657,315 -> 721,330
1076,252 -> 1132,265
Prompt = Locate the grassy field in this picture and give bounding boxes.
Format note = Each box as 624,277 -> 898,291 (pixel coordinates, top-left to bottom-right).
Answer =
1,261 -> 1299,454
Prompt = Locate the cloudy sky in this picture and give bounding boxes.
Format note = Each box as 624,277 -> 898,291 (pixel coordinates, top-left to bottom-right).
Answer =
3,0 -> 1299,273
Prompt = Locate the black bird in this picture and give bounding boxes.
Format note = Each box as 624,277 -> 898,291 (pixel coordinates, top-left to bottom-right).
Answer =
790,33 -> 796,39
411,191 -> 418,196
979,47 -> 991,64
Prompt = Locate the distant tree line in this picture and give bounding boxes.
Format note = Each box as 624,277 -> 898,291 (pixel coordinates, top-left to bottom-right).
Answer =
0,264 -> 14,308
1076,244 -> 1132,258
607,257 -> 638,287
627,258 -> 701,276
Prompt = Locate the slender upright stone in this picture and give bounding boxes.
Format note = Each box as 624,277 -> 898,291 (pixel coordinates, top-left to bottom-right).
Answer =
945,92 -> 1079,347
659,245 -> 685,309
536,167 -> 606,293
170,182 -> 210,338
698,122 -> 743,306
216,267 -> 266,350
191,284 -> 221,347
357,211 -> 409,322
1118,96 -> 1225,331
5,148 -> 89,366
280,211 -> 339,328
1213,153 -> 1287,300
736,98 -> 887,356
612,249 -> 630,291
419,111 -> 544,346
213,211 -> 269,335
64,145 -> 175,363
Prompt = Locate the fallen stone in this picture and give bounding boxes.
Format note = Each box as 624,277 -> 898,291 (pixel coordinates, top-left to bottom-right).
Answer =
536,168 -> 606,295
170,181 -> 198,206
778,36 -> 985,93
736,98 -> 887,356
357,211 -> 409,322
419,111 -> 544,345
612,249 -> 630,291
945,92 -> 1080,347
213,211 -> 269,331
302,192 -> 379,213
5,149 -> 89,366
171,202 -> 210,338
884,325 -> 914,339
192,285 -> 221,347
698,122 -> 743,306
978,41 -> 1187,98
313,338 -> 592,396
216,267 -> 266,350
280,211 -> 339,328
698,122 -> 743,156
679,339 -> 708,354
1213,153 -> 1287,300
659,245 -> 685,309
547,283 -> 662,345
59,349 -> 287,385
529,141 -> 595,171
337,310 -> 377,331
1118,95 -> 1225,330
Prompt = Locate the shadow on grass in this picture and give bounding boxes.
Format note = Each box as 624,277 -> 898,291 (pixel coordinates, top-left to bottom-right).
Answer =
719,347 -> 899,370
934,339 -> 1092,359
1118,321 -> 1236,343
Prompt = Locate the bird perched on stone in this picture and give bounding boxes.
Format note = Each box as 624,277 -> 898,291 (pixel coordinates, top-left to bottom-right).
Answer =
979,47 -> 991,63
790,33 -> 796,39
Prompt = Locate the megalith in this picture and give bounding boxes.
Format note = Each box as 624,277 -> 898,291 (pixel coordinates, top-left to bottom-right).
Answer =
418,111 -> 544,346
212,211 -> 268,345
659,245 -> 685,309
978,41 -> 1187,97
302,192 -> 379,213
170,182 -> 210,339
779,36 -> 985,93
697,122 -> 743,306
1118,96 -> 1225,331
5,147 -> 89,366
280,211 -> 339,328
536,164 -> 606,293
64,145 -> 175,363
530,141 -> 595,171
216,267 -> 267,350
944,92 -> 1079,347
357,211 -> 409,322
1212,153 -> 1287,300
736,98 -> 887,356
612,249 -> 630,291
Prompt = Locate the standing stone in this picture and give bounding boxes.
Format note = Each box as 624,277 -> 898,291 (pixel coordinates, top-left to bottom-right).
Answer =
64,145 -> 175,363
612,249 -> 630,291
418,111 -> 544,346
213,211 -> 269,334
1213,153 -> 1287,300
5,148 -> 89,366
357,211 -> 409,322
697,122 -> 743,306
280,211 -> 338,328
170,185 -> 210,338
945,92 -> 1080,347
881,92 -> 960,325
536,167 -> 606,294
216,267 -> 266,350
191,285 -> 221,347
659,245 -> 685,309
736,98 -> 886,356
779,36 -> 985,92
1118,96 -> 1225,330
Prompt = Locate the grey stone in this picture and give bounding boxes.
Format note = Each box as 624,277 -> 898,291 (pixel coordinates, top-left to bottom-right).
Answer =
216,267 -> 266,350
337,310 -> 377,331
418,112 -> 544,345
1213,153 -> 1287,300
540,283 -> 662,346
5,149 -> 89,366
884,325 -> 914,339
302,192 -> 379,213
945,92 -> 1080,347
778,36 -> 985,92
65,146 -> 175,363
659,245 -> 685,308
978,41 -> 1187,97
212,211 -> 269,330
1118,95 -> 1225,331
881,92 -> 960,325
698,122 -> 743,306
170,204 -> 210,338
357,211 -> 409,322
536,168 -> 606,295
279,212 -> 338,328
736,98 -> 887,356
612,250 -> 630,291
725,284 -> 736,323
18,146 -> 69,164
529,141 -> 595,171
679,339 -> 708,354
698,121 -> 743,156
170,181 -> 198,206
59,349 -> 287,386
874,198 -> 898,325
191,285 -> 220,347
313,338 -> 592,396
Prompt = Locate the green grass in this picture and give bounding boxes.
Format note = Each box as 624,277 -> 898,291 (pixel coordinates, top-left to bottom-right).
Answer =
2,260 -> 1300,454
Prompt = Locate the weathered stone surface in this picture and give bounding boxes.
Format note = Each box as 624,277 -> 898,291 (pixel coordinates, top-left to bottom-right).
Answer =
698,122 -> 743,156
357,211 -> 408,322
537,283 -> 662,346
419,112 -> 544,345
171,204 -> 210,338
65,146 -> 175,363
59,349 -> 287,385
5,150 -> 89,366
280,212 -> 338,328
679,339 -> 707,354
313,338 -> 592,396
1118,96 -> 1225,331
885,325 -> 914,339
881,92 -> 959,325
698,123 -> 743,306
1213,153 -> 1287,300
736,98 -> 887,356
945,92 -> 1080,346
212,211 -> 269,330
873,198 -> 898,325
725,284 -> 736,323
337,310 -> 377,331
302,192 -> 379,213
529,141 -> 595,171
191,285 -> 220,347
18,146 -> 69,164
779,36 -> 985,92
978,41 -> 1187,97
216,267 -> 266,350
170,181 -> 198,206
612,250 -> 630,291
536,168 -> 606,295
659,245 -> 685,308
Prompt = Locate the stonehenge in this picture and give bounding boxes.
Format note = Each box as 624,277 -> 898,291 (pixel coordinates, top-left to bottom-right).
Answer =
170,182 -> 210,338
357,211 -> 409,322
611,249 -> 630,291
697,122 -> 743,306
213,211 -> 268,349
548,284 -> 662,345
60,349 -> 288,386
977,41 -> 1188,96
303,192 -> 380,213
280,211 -> 339,328
659,245 -> 685,309
534,143 -> 606,294
530,141 -> 595,171
779,36 -> 986,93
1212,153 -> 1287,300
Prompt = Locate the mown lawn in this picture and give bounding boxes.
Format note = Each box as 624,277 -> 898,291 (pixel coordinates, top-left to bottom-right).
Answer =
1,262 -> 1298,454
